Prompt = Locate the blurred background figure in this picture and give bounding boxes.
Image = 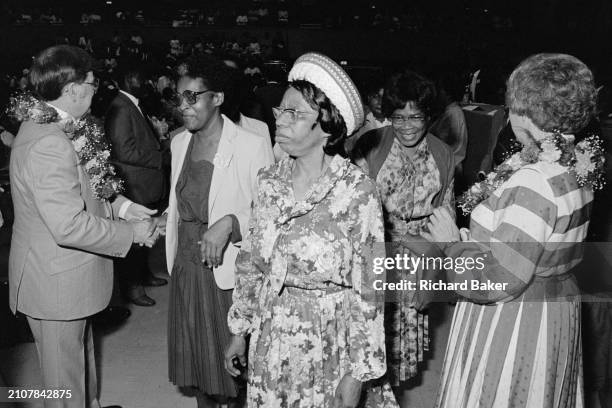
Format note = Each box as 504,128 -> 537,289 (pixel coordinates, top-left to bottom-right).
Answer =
105,61 -> 170,307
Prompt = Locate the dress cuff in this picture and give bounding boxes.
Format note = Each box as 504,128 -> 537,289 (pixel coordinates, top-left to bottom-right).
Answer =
118,200 -> 133,220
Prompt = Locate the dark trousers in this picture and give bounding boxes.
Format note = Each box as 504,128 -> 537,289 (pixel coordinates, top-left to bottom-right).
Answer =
115,244 -> 150,296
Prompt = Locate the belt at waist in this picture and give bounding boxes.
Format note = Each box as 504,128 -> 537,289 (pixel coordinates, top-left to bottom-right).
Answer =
405,214 -> 431,222
283,285 -> 348,297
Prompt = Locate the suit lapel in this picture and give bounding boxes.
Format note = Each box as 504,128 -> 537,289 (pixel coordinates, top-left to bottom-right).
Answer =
117,92 -> 160,148
208,116 -> 235,214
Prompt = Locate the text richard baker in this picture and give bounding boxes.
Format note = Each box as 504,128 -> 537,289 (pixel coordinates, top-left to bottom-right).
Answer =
372,279 -> 509,291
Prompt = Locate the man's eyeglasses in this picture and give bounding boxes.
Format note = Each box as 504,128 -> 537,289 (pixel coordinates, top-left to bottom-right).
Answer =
272,107 -> 318,123
83,78 -> 99,93
390,114 -> 426,126
171,89 -> 215,107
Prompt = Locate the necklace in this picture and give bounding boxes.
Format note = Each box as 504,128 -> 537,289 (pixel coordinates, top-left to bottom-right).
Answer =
458,132 -> 606,215
8,92 -> 124,200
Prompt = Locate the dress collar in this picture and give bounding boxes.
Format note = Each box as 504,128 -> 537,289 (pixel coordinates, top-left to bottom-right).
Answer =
269,154 -> 352,223
45,102 -> 73,121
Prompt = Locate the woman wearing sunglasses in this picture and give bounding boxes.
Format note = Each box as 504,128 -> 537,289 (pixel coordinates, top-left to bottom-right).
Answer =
352,70 -> 455,402
163,54 -> 274,408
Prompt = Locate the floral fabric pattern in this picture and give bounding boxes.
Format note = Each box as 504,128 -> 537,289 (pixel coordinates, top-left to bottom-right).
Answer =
374,137 -> 453,384
228,155 -> 398,407
377,138 -> 453,236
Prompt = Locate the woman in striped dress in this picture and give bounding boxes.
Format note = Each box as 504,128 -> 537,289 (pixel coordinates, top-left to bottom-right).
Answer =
423,53 -> 600,407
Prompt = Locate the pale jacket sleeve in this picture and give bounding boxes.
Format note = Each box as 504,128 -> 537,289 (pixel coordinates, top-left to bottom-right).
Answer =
232,136 -> 275,245
27,133 -> 133,257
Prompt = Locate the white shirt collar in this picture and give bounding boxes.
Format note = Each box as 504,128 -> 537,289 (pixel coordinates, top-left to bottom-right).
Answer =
119,90 -> 139,107
46,102 -> 73,121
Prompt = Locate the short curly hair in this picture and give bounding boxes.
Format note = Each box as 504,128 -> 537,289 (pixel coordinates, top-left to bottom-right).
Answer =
382,70 -> 439,119
179,54 -> 231,93
506,53 -> 597,134
289,80 -> 348,157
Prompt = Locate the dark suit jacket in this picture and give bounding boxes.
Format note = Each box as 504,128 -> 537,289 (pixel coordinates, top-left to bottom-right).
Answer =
105,92 -> 168,206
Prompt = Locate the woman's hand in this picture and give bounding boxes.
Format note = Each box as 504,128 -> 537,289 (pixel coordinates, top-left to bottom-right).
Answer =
200,215 -> 233,268
422,207 -> 460,243
152,213 -> 168,236
460,228 -> 472,242
224,335 -> 247,377
333,374 -> 362,408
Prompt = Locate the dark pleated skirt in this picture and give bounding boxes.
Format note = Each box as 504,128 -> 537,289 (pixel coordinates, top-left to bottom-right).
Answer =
167,232 -> 239,397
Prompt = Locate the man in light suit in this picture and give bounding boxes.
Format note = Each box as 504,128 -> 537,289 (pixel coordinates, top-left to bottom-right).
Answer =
9,45 -> 155,408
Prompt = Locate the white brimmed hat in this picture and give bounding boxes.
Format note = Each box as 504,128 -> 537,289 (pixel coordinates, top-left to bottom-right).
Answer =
288,52 -> 364,135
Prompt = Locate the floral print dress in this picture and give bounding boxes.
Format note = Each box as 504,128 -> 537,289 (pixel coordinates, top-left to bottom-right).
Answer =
376,137 -> 454,385
228,155 -> 398,407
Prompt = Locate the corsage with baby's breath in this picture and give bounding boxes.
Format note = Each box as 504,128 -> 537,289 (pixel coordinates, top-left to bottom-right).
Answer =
8,92 -> 124,200
458,131 -> 605,215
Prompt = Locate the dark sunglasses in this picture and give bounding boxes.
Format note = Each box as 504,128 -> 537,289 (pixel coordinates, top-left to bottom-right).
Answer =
171,89 -> 215,107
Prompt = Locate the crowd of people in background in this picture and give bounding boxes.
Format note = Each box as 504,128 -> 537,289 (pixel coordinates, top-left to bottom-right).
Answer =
2,2 -> 612,403
3,0 -> 515,32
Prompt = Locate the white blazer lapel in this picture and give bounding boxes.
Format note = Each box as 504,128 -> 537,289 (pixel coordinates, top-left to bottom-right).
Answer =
171,131 -> 191,190
208,116 -> 235,217
166,130 -> 191,274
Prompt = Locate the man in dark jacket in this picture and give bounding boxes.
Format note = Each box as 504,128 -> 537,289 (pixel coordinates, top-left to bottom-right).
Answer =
105,63 -> 170,306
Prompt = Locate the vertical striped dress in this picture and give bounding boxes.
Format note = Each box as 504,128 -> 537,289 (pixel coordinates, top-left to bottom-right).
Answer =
436,161 -> 593,408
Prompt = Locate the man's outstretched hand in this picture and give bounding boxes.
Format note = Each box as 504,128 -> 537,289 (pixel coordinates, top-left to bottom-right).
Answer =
124,203 -> 157,221
131,219 -> 157,247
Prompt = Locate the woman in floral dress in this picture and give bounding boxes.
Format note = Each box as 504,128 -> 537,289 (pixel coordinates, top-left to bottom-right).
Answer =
225,52 -> 398,408
425,53 -> 602,407
353,70 -> 455,390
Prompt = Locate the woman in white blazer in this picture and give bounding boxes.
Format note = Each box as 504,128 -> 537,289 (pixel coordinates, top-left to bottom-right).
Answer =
164,55 -> 274,408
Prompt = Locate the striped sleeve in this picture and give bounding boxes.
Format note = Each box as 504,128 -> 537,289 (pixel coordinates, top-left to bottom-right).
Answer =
443,167 -> 557,303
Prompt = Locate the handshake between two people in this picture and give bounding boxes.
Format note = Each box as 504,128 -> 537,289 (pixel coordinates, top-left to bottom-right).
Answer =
125,203 -> 168,248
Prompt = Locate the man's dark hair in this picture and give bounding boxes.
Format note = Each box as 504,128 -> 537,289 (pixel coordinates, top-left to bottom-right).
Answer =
116,58 -> 146,93
29,45 -> 94,101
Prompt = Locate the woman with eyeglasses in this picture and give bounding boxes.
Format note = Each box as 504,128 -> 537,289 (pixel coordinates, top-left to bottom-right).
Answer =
225,52 -> 398,407
352,70 -> 455,399
163,54 -> 274,408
